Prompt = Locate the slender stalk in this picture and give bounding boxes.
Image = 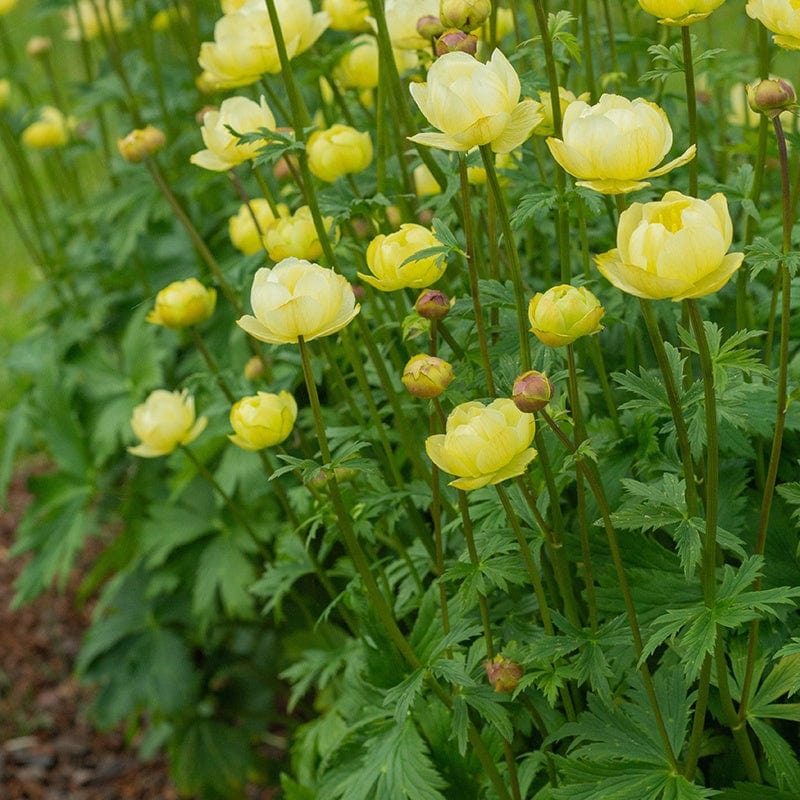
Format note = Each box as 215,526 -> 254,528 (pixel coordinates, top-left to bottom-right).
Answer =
459,155 -> 496,395
539,410 -> 680,770
737,113 -> 793,723
479,145 -> 532,372
681,27 -> 698,196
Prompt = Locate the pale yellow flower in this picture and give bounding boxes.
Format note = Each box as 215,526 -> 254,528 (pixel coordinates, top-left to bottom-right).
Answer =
262,206 -> 337,262
229,199 -> 288,256
425,398 -> 537,491
307,124 -> 373,182
190,96 -> 275,172
409,49 -> 543,153
334,34 -> 379,89
594,191 -> 744,301
198,0 -> 329,88
358,224 -> 447,291
323,0 -> 370,31
638,0 -> 726,25
546,94 -> 696,194
146,279 -> 217,329
237,258 -> 360,345
129,390 -> 207,457
228,391 -> 297,450
528,285 -> 605,347
63,0 -> 129,40
21,107 -> 71,149
0,0 -> 19,15
381,0 -> 439,50
401,354 -> 455,398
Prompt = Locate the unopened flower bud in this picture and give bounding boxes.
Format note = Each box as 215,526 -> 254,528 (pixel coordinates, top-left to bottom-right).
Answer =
146,278 -> 216,329
25,35 -> 51,57
746,78 -> 796,119
440,0 -> 491,31
117,125 -> 166,163
435,28 -> 478,56
244,355 -> 267,381
402,354 -> 455,398
417,14 -> 445,39
307,466 -> 358,489
484,654 -> 523,693
529,284 -> 604,347
512,371 -> 554,413
415,289 -> 452,320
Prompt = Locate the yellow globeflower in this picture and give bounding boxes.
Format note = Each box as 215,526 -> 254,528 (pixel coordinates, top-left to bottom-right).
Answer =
229,199 -> 288,256
229,391 -> 297,450
323,0 -> 370,31
307,125 -> 373,182
117,125 -> 166,163
190,96 -> 275,172
546,94 -> 696,195
413,164 -> 444,196
63,0 -> 129,40
425,398 -> 537,491
531,88 -> 590,137
128,390 -> 207,458
401,354 -> 455,398
262,206 -> 337,262
358,224 -> 446,291
198,0 -> 329,88
0,0 -> 18,14
146,278 -> 217,329
638,0 -> 726,25
334,34 -> 379,89
594,191 -> 744,301
409,49 -> 543,153
747,0 -> 800,49
237,257 -> 360,345
21,107 -> 70,149
528,285 -> 605,347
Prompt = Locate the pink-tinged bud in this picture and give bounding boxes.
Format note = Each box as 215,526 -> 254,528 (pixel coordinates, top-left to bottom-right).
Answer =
512,370 -> 554,414
746,78 -> 796,119
417,14 -> 444,39
401,354 -> 455,398
485,654 -> 523,693
435,28 -> 478,57
415,289 -> 453,320
440,0 -> 492,31
117,125 -> 166,163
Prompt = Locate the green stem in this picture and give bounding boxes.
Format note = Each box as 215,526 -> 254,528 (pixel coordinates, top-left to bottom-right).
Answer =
738,114 -> 793,724
190,328 -> 237,404
639,300 -> 699,518
460,155 -> 496,395
479,145 -> 532,372
681,27 -> 698,196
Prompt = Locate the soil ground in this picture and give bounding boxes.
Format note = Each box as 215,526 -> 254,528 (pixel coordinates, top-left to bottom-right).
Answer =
0,470 -> 177,800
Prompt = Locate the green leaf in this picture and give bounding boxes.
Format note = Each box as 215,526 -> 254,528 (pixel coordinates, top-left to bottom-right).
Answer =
460,685 -> 513,742
748,717 -> 800,791
251,529 -> 316,618
193,530 -> 257,621
717,783 -> 798,800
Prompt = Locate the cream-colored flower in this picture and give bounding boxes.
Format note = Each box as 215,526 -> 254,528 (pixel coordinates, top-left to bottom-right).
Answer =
129,390 -> 207,457
358,224 -> 447,291
262,206 -> 337,262
323,0 -> 370,31
63,0 -> 129,40
413,164 -> 444,196
228,391 -> 297,450
747,0 -> 800,49
425,398 -> 537,491
594,191 -> 744,301
409,49 -> 543,153
638,0 -> 726,25
198,0 -> 329,88
237,258 -> 360,345
531,88 -> 590,137
381,0 -> 439,49
546,94 -> 696,194
190,96 -> 275,172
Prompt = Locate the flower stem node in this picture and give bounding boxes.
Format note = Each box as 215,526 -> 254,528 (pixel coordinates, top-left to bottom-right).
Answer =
401,354 -> 455,398
512,371 -> 554,414
746,78 -> 796,119
484,654 -> 523,693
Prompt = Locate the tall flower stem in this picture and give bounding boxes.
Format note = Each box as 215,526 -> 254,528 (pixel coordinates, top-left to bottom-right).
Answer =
479,145 -> 532,372
639,300 -> 699,517
737,113 -> 794,724
680,27 -> 698,196
460,155 -> 496,395
539,410 -> 680,771
190,328 -> 236,404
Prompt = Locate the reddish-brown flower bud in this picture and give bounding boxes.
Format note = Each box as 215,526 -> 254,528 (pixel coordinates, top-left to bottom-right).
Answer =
485,654 -> 523,693
747,78 -> 796,119
511,370 -> 554,413
435,28 -> 478,57
417,14 -> 444,39
415,289 -> 453,320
